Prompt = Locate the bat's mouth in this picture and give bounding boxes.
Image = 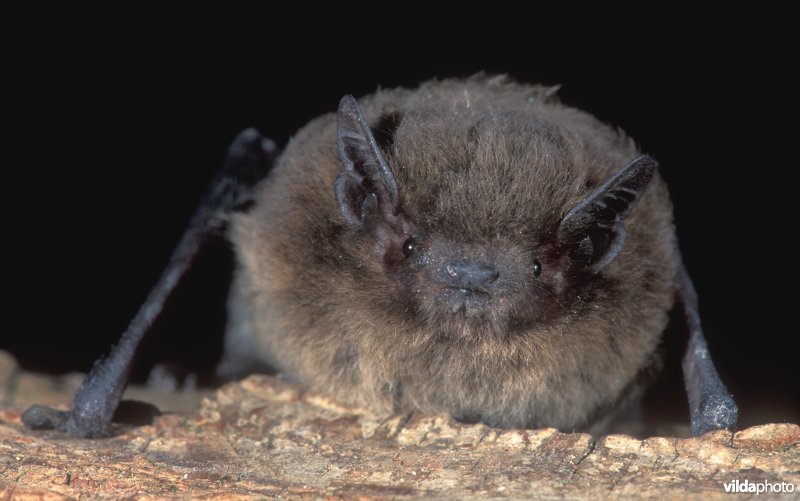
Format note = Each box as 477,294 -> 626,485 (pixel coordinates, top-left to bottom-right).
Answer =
446,286 -> 491,296
442,286 -> 492,315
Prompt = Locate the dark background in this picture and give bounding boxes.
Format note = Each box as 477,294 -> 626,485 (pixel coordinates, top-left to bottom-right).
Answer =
4,25 -> 797,430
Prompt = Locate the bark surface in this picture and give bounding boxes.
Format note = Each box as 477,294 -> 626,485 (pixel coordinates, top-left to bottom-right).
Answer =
1,351 -> 797,499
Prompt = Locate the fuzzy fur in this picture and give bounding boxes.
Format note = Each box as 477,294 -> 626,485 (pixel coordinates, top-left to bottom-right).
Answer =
223,75 -> 679,432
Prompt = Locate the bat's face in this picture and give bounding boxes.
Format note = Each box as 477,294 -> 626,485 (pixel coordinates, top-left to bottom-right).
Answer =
374,141 -> 569,342
336,95 -> 654,343
387,230 -> 561,341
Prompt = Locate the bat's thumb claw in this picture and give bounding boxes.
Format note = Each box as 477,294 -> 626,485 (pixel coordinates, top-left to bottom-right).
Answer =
691,393 -> 739,436
21,404 -> 70,431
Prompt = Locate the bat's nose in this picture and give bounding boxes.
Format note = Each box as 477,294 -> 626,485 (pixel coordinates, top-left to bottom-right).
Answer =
444,262 -> 500,289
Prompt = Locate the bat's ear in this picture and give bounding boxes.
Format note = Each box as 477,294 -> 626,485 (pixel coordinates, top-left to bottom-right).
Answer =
335,95 -> 399,228
557,155 -> 657,273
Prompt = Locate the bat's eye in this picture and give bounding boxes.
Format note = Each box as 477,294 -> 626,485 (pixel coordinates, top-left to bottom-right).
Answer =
402,237 -> 417,258
533,259 -> 542,277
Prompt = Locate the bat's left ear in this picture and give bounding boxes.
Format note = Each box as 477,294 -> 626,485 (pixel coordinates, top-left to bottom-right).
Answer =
557,155 -> 657,273
335,95 -> 399,228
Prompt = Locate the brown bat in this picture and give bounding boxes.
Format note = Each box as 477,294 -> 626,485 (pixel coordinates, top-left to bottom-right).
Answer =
23,75 -> 737,438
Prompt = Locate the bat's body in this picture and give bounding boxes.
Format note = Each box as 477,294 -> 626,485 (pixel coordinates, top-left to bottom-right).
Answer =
23,76 -> 737,437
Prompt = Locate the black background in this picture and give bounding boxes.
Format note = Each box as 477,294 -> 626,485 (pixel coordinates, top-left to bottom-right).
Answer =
4,22 -> 797,429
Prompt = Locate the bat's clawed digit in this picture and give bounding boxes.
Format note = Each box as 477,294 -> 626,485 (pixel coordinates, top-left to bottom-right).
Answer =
679,264 -> 738,435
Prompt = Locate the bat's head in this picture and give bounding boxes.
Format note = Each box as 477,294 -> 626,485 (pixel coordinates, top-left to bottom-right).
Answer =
334,93 -> 656,341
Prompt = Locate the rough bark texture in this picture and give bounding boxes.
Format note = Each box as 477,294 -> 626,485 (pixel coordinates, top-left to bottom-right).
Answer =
1,350 -> 797,499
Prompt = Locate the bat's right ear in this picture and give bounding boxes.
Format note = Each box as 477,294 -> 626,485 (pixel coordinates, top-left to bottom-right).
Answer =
557,155 -> 657,273
335,95 -> 399,228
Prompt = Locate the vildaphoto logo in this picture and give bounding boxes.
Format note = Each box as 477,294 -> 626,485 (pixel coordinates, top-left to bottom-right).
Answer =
723,479 -> 795,495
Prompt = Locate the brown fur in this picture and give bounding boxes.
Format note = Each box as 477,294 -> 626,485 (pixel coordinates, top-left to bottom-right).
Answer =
225,75 -> 678,432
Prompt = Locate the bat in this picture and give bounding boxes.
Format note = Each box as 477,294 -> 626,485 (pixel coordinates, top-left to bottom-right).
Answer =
22,75 -> 737,438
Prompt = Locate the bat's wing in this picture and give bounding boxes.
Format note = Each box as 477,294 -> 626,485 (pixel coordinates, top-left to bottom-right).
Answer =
22,129 -> 278,437
679,262 -> 738,435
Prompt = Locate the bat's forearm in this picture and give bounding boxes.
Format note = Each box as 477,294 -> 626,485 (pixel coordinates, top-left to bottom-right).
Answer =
22,129 -> 277,437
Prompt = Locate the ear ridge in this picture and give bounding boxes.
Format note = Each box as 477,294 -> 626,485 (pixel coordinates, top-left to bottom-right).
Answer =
557,155 -> 657,272
335,95 -> 399,227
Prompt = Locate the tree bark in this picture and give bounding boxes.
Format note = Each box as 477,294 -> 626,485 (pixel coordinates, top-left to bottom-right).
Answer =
1,351 -> 797,499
